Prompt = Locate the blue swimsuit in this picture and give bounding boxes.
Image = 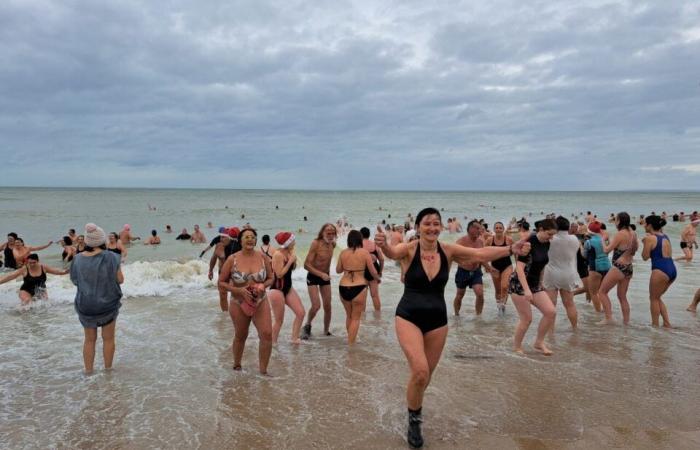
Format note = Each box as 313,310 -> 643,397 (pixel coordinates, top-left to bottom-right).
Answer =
650,234 -> 676,281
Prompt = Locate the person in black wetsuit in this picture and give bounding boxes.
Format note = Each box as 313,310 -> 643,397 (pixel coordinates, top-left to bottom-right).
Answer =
508,219 -> 557,356
375,208 -> 530,449
0,253 -> 69,305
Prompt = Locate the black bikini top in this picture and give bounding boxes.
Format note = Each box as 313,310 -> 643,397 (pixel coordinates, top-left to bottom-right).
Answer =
404,243 -> 448,294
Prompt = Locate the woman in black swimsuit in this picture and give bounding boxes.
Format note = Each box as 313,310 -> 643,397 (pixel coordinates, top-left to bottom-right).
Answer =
107,233 -> 128,260
269,232 -> 305,344
485,222 -> 513,314
375,208 -> 529,449
336,230 -> 380,345
61,236 -> 76,263
0,253 -> 68,305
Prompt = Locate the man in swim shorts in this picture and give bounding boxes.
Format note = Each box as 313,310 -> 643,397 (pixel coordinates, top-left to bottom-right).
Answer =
675,220 -> 698,263
452,220 -> 491,315
301,223 -> 337,339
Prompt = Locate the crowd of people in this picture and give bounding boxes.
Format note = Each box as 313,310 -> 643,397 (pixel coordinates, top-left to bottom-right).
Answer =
1,207 -> 698,449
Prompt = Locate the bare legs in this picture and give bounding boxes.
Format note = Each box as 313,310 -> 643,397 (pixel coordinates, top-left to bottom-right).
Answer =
82,320 -> 117,374
587,271 -> 603,312
599,267 -> 632,324
649,270 -> 673,328
687,288 -> 700,312
368,280 -> 381,311
395,318 -> 447,410
452,285 -> 484,315
305,284 -> 332,335
269,288 -> 306,344
546,289 -> 577,332
229,298 -> 273,374
218,286 -> 229,312
340,288 -> 368,344
512,291 -> 555,355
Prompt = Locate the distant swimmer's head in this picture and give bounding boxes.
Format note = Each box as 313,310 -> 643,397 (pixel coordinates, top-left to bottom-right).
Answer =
262,234 -> 270,245
555,216 -> 569,231
587,221 -> 602,234
62,236 -> 73,246
194,224 -> 200,231
123,224 -> 131,231
275,231 -> 295,249
414,207 -> 442,241
218,226 -> 226,234
151,230 -> 157,236
360,227 -> 371,239
405,229 -> 418,242
84,223 -> 107,248
347,230 -> 363,249
615,212 -> 631,230
645,215 -> 666,232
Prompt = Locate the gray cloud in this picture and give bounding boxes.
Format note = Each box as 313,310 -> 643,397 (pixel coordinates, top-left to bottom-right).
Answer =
0,0 -> 699,190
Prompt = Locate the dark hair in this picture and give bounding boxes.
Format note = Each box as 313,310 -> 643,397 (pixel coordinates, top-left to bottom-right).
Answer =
360,227 -> 370,238
555,216 -> 570,231
8,232 -> 18,239
534,219 -> 557,231
315,223 -> 336,241
347,229 -> 363,249
84,244 -> 107,251
239,228 -> 257,241
262,234 -> 270,245
415,207 -> 442,226
600,223 -> 607,230
27,253 -> 39,261
63,236 -> 73,246
630,224 -> 636,231
645,215 -> 666,231
519,221 -> 530,231
467,219 -> 480,230
16,238 -> 24,244
494,221 -> 504,229
151,230 -> 157,236
616,212 -> 631,230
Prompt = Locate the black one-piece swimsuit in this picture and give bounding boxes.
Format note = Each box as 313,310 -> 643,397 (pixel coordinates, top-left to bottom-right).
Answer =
395,242 -> 449,334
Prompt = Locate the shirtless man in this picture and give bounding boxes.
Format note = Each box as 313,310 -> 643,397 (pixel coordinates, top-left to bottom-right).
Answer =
675,220 -> 699,263
208,228 -> 241,312
190,224 -> 207,244
453,220 -> 492,316
447,218 -> 458,234
391,225 -> 404,245
119,224 -> 140,244
301,223 -> 337,339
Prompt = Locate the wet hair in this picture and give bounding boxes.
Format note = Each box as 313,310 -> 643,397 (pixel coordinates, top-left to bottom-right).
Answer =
16,238 -> 24,244
467,219 -> 480,230
27,253 -> 39,261
316,223 -> 336,241
645,215 -> 666,231
239,228 -> 257,241
415,207 -> 442,226
519,221 -> 530,231
110,232 -> 119,240
616,212 -> 631,230
7,232 -> 18,239
63,236 -> 73,246
360,227 -> 370,239
262,234 -> 270,245
151,230 -> 157,236
555,216 -> 570,231
534,219 -> 557,231
84,244 -> 106,251
347,229 -> 363,249
69,229 -> 76,234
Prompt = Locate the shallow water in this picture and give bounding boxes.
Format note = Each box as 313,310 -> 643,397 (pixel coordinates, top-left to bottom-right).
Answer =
1,188 -> 699,449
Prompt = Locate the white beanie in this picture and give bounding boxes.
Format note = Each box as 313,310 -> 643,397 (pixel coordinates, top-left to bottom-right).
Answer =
85,223 -> 106,247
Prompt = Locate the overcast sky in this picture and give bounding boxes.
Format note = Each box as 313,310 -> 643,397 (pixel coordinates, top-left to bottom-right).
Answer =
1,1 -> 699,190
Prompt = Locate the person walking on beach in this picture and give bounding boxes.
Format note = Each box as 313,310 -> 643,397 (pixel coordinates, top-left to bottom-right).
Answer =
218,228 -> 273,374
361,226 -> 384,312
269,232 -> 305,344
452,220 -> 489,316
583,221 -> 610,313
0,253 -> 69,305
675,219 -> 698,263
641,215 -> 676,328
542,217 -> 579,330
336,230 -> 380,345
301,223 -> 336,339
485,221 -> 513,314
70,223 -> 124,374
509,219 -> 557,355
598,213 -> 638,325
687,288 -> 700,312
375,208 -> 529,448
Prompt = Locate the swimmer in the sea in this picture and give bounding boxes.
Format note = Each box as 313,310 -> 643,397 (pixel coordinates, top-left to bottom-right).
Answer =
190,224 -> 207,244
144,230 -> 161,245
0,253 -> 69,305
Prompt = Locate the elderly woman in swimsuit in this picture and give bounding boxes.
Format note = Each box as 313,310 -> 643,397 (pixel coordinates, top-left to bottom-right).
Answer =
336,230 -> 380,345
598,212 -> 638,324
218,228 -> 274,374
0,253 -> 69,305
375,208 -> 529,449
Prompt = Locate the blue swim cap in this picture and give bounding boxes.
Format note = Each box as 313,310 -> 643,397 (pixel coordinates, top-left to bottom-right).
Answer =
218,226 -> 226,233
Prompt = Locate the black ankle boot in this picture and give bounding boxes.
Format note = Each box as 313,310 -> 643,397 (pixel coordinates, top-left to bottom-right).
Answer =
407,408 -> 424,448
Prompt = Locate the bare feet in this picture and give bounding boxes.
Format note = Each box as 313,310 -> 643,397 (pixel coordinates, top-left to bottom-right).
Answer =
291,338 -> 302,345
596,318 -> 616,326
533,343 -> 553,356
687,306 -> 697,312
513,347 -> 525,354
233,365 -> 242,371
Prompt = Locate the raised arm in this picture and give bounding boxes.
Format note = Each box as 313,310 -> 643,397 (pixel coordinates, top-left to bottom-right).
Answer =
0,268 -> 25,285
374,226 -> 410,261
43,265 -> 69,276
28,241 -> 53,252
